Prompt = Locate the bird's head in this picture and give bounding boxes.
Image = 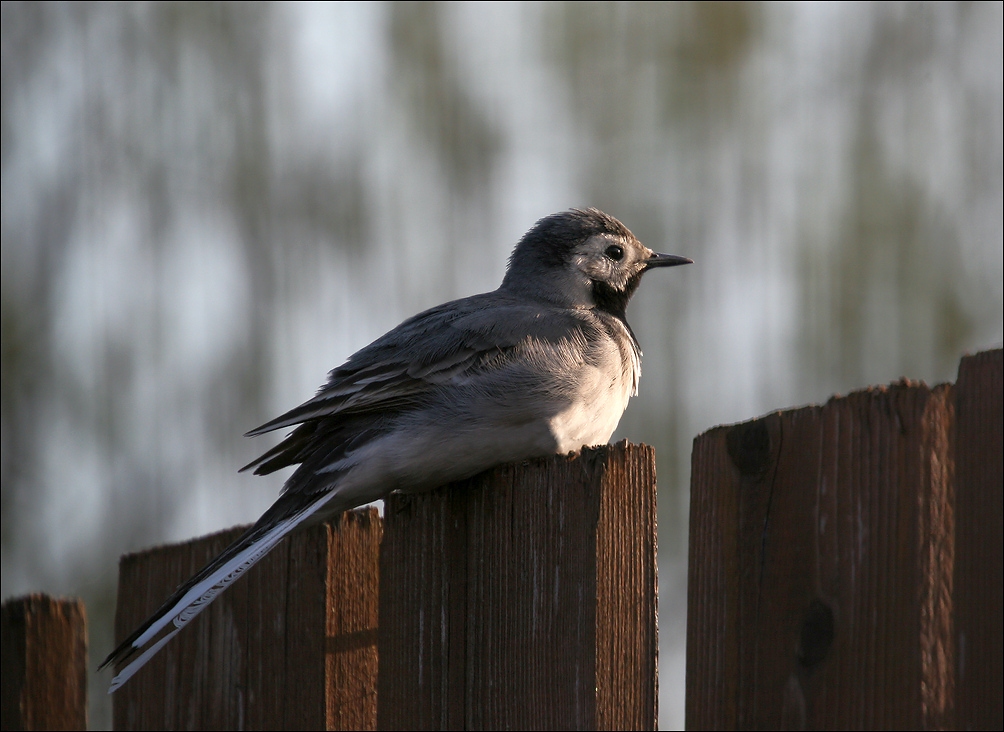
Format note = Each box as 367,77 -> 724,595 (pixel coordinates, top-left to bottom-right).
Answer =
501,208 -> 691,318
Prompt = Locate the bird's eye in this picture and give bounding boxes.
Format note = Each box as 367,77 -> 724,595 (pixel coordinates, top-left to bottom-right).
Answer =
604,244 -> 624,261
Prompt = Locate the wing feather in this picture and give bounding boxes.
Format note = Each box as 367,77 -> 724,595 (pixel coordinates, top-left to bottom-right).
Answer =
241,292 -> 595,478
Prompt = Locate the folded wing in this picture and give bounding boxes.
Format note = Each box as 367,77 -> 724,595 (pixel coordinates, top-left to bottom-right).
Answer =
103,290 -> 597,689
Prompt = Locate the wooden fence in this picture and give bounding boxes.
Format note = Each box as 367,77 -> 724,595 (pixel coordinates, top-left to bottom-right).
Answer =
110,441 -> 657,731
1,349 -> 1000,730
1,595 -> 88,731
687,348 -> 1001,730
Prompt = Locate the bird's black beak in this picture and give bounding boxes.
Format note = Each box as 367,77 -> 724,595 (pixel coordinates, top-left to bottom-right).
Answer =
645,252 -> 694,269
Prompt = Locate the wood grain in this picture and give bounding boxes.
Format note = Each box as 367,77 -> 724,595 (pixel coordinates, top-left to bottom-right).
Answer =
687,381 -> 956,729
111,507 -> 381,731
953,349 -> 1003,731
377,441 -> 658,731
1,594 -> 88,731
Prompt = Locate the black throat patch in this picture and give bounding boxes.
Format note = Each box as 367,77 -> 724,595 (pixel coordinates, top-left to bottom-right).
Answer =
591,272 -> 643,322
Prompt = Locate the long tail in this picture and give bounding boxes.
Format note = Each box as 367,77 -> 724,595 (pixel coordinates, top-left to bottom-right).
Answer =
100,489 -> 338,692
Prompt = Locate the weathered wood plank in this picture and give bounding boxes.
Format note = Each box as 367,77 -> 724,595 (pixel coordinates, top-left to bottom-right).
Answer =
377,441 -> 658,731
687,381 -> 955,729
954,349 -> 1003,731
1,594 -> 88,731
111,508 -> 381,730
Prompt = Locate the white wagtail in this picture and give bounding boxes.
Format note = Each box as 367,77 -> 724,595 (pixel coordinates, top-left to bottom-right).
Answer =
100,207 -> 692,690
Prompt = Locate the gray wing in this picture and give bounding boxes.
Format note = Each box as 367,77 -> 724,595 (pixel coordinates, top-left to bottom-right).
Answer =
241,290 -> 596,488
105,291 -> 604,690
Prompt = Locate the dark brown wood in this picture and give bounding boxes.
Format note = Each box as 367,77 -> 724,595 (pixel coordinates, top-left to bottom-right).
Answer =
1,594 -> 88,731
686,380 -> 956,730
954,349 -> 1003,731
111,507 -> 381,730
377,441 -> 658,731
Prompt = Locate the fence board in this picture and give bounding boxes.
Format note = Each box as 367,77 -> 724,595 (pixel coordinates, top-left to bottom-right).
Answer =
954,349 -> 1003,731
687,381 -> 956,729
0,594 -> 88,731
111,507 -> 381,731
377,441 -> 658,731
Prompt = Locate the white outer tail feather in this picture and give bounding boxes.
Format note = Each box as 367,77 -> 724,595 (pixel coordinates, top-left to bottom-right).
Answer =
108,491 -> 337,692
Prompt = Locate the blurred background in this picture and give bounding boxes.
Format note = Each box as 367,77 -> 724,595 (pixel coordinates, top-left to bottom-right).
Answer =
2,2 -> 1001,728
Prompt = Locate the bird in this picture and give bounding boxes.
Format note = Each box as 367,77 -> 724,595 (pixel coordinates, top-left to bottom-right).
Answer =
100,207 -> 692,691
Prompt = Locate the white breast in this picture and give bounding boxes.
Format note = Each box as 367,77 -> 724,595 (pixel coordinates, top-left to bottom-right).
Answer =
548,317 -> 640,453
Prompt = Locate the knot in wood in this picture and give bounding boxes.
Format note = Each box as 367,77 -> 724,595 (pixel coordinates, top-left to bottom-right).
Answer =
725,420 -> 772,478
